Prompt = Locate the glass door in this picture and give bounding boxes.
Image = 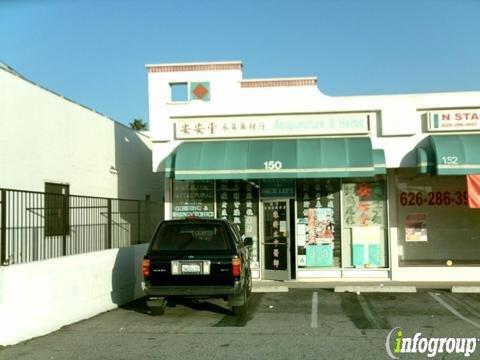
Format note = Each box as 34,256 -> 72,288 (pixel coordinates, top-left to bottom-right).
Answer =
262,200 -> 290,280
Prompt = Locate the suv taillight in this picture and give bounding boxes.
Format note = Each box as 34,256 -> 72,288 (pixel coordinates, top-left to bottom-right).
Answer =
232,257 -> 241,277
142,259 -> 151,279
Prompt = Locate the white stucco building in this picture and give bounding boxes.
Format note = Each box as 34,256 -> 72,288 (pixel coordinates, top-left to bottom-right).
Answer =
0,62 -> 162,201
0,62 -> 164,346
146,60 -> 480,283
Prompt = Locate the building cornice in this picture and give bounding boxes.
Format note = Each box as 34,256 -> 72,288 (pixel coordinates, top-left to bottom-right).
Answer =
146,61 -> 242,73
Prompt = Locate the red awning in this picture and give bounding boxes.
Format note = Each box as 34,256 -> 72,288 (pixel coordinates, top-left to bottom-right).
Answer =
466,175 -> 480,208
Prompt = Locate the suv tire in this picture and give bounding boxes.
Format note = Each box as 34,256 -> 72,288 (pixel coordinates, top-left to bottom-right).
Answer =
232,287 -> 247,317
246,269 -> 253,297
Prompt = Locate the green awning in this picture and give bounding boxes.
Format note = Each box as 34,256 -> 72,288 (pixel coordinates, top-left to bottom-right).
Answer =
418,134 -> 480,175
417,147 -> 435,174
165,138 -> 384,180
373,149 -> 387,175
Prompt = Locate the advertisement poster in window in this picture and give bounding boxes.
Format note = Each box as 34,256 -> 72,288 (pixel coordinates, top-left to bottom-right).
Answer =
351,226 -> 382,267
297,180 -> 339,268
343,182 -> 384,227
405,213 -> 428,242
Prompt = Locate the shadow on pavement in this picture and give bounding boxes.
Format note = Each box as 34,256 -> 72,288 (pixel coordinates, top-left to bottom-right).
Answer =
214,293 -> 264,327
340,292 -> 391,330
120,296 -> 245,317
121,293 -> 264,327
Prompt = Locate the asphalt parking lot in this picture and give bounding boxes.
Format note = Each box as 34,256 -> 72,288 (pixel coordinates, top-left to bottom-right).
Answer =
2,289 -> 480,360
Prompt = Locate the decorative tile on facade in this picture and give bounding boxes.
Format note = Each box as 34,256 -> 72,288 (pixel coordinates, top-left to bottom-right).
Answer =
191,82 -> 210,101
240,78 -> 317,88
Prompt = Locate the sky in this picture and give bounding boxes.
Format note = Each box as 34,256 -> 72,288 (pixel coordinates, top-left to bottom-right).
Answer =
1,0 -> 479,127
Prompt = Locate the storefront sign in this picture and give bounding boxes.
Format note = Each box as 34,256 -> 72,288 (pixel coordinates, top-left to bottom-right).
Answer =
260,179 -> 295,198
405,213 -> 428,242
174,113 -> 370,139
172,180 -> 215,219
427,109 -> 480,132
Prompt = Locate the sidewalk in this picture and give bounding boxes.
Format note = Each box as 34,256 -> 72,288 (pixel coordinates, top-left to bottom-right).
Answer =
252,279 -> 480,293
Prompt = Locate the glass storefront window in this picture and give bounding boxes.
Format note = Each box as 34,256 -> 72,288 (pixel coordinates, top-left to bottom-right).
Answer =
172,180 -> 215,219
296,179 -> 341,268
216,180 -> 260,268
396,169 -> 480,266
342,179 -> 388,268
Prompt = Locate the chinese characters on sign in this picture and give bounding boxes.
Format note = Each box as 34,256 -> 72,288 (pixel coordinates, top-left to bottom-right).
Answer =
343,182 -> 384,227
216,180 -> 260,268
174,113 -> 370,139
343,181 -> 385,267
264,202 -> 288,271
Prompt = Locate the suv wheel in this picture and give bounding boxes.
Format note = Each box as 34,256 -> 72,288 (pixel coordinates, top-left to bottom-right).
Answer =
232,288 -> 247,317
246,269 -> 253,297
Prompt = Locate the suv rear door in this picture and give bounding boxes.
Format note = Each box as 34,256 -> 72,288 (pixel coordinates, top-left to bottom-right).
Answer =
147,220 -> 236,287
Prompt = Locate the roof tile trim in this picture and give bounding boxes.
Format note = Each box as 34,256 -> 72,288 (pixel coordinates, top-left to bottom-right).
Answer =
147,63 -> 242,73
240,79 -> 317,88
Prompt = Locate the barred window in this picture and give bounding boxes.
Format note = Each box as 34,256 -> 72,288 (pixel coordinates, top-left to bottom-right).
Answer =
45,183 -> 69,237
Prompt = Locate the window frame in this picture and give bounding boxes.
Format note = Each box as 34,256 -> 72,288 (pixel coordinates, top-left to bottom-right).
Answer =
44,183 -> 70,237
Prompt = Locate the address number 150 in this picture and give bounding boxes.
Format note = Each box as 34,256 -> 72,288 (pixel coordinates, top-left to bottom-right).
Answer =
264,161 -> 283,170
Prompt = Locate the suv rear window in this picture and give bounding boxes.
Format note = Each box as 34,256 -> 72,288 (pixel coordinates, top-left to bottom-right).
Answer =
151,222 -> 231,251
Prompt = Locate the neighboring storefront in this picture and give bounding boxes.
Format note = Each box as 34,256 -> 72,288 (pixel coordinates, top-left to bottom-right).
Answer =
146,61 -> 480,282
391,110 -> 480,281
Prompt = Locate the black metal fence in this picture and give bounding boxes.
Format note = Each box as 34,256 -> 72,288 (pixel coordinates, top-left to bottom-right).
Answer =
0,188 -> 163,266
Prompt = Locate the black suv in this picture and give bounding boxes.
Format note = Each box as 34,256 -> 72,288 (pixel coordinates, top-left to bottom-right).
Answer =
142,218 -> 253,316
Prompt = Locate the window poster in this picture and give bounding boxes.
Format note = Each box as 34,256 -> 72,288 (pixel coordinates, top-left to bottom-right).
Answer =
172,180 -> 215,219
343,181 -> 385,227
296,179 -> 341,268
405,213 -> 428,242
351,226 -> 383,267
216,180 -> 260,267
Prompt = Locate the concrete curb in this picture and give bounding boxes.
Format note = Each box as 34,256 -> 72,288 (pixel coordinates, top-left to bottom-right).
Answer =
451,286 -> 480,293
334,285 -> 417,293
253,286 -> 289,293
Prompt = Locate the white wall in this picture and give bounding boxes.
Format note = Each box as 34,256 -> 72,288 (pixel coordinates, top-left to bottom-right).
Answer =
147,63 -> 243,142
0,67 -> 162,201
0,244 -> 148,346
